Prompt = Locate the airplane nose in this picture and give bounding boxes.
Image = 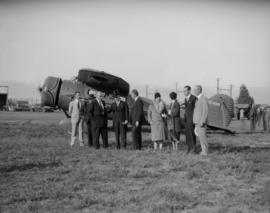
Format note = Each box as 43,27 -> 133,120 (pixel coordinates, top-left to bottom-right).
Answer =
40,77 -> 62,107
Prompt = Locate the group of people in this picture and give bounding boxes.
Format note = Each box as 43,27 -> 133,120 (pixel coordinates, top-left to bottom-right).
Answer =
147,85 -> 208,156
68,89 -> 144,150
68,85 -> 209,156
250,104 -> 270,132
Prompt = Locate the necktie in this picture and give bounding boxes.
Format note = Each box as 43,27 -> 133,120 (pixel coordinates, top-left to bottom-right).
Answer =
98,100 -> 104,114
99,100 -> 104,109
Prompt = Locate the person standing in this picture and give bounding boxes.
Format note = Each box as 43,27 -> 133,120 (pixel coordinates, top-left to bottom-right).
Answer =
193,85 -> 209,156
85,91 -> 96,146
265,107 -> 270,132
130,89 -> 144,150
262,107 -> 268,131
69,91 -> 84,147
168,92 -> 181,141
148,92 -> 166,151
88,91 -> 108,149
183,86 -> 197,153
110,90 -> 129,149
250,104 -> 257,131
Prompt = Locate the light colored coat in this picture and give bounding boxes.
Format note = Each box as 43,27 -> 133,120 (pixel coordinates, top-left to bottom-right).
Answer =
68,99 -> 83,146
148,101 -> 166,141
193,94 -> 209,155
265,108 -> 270,132
193,94 -> 208,126
69,99 -> 81,121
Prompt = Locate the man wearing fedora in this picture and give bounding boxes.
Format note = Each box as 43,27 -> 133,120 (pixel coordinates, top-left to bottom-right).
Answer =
110,90 -> 129,149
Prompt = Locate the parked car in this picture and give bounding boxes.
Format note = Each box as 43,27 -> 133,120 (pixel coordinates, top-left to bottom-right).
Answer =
31,104 -> 43,112
15,101 -> 31,111
42,106 -> 54,112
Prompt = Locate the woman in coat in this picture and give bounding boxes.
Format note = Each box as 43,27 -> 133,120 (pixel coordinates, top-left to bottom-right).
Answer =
148,92 -> 166,151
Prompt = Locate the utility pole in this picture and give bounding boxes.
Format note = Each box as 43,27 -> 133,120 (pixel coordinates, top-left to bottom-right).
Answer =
145,85 -> 149,98
175,82 -> 178,93
216,78 -> 220,94
229,84 -> 233,97
217,79 -> 233,97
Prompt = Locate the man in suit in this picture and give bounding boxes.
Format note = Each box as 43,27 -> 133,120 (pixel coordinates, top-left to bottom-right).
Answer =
265,107 -> 270,132
193,85 -> 209,156
110,90 -> 129,149
168,92 -> 181,141
183,86 -> 197,153
69,91 -> 84,147
84,91 -> 96,146
88,91 -> 108,149
250,103 -> 257,131
130,89 -> 144,150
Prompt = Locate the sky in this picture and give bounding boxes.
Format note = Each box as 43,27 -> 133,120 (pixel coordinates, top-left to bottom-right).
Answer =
0,0 -> 270,103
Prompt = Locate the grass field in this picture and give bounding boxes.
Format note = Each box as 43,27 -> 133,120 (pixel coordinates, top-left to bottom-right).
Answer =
0,114 -> 270,213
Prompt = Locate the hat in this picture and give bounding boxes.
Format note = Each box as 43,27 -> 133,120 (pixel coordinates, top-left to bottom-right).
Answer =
112,90 -> 120,98
88,94 -> 95,100
88,90 -> 96,95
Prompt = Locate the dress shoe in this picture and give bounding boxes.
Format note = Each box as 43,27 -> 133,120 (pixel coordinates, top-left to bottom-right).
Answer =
186,148 -> 191,154
200,152 -> 208,157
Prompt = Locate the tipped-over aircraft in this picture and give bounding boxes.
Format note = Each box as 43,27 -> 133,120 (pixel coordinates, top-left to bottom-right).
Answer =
39,68 -> 235,134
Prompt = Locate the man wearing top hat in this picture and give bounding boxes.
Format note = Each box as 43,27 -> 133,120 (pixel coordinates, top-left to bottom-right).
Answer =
110,90 -> 129,149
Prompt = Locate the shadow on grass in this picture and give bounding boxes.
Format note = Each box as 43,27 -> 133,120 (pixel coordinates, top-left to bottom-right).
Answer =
0,161 -> 63,173
149,185 -> 197,213
209,144 -> 270,154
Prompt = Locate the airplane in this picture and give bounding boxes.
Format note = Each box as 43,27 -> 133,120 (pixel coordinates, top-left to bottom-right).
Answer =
39,68 -> 235,134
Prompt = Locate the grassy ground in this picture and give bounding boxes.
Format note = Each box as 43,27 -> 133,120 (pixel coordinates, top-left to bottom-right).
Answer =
0,122 -> 270,213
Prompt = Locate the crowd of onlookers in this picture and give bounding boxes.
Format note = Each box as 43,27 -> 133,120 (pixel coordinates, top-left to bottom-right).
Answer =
249,104 -> 270,132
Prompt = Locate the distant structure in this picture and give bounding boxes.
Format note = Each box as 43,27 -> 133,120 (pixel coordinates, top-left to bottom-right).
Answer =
216,78 -> 233,97
0,86 -> 8,111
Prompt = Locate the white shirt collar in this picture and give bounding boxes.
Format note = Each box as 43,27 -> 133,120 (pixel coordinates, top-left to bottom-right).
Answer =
96,98 -> 102,104
197,93 -> 202,99
135,96 -> 138,102
186,94 -> 191,100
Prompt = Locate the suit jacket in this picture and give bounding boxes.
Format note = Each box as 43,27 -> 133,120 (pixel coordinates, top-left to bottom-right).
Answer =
184,94 -> 197,123
131,97 -> 144,126
168,100 -> 181,132
193,94 -> 208,126
85,101 -> 94,124
69,99 -> 81,121
111,101 -> 129,125
88,99 -> 107,127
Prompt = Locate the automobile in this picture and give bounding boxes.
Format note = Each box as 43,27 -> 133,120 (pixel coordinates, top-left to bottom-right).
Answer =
234,103 -> 251,120
15,100 -> 31,111
31,104 -> 43,112
42,106 -> 54,112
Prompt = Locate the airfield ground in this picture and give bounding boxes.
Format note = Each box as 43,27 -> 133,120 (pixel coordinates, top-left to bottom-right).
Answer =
0,111 -> 270,213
